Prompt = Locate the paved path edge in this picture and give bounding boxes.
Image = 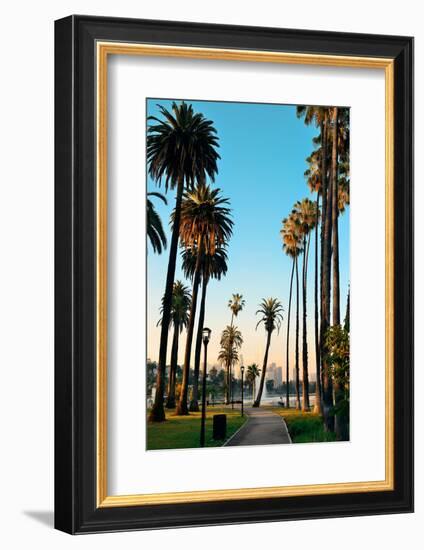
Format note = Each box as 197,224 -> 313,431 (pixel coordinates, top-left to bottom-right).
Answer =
222,416 -> 250,447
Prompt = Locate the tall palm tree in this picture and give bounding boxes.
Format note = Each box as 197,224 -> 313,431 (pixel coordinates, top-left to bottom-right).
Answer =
147,102 -> 220,422
332,106 -> 350,326
253,298 -> 284,408
299,106 -> 334,429
333,108 -> 350,439
147,192 -> 167,254
183,247 -> 228,412
297,107 -> 329,415
246,364 -> 261,401
176,184 -> 233,415
320,106 -> 350,430
304,149 -> 323,413
281,213 -> 303,409
320,108 -> 336,430
298,106 -> 350,428
226,293 -> 245,402
157,281 -> 191,408
293,198 -> 317,411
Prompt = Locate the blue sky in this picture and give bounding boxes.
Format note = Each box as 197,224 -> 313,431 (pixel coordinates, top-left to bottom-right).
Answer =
147,99 -> 350,373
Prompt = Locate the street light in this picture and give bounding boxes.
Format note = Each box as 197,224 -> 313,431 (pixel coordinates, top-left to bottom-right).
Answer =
240,365 -> 245,417
200,327 -> 211,447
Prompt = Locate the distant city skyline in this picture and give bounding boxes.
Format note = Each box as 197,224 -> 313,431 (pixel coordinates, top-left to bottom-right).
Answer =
147,98 -> 350,375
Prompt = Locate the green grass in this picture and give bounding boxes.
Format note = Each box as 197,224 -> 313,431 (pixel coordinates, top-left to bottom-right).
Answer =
147,407 -> 247,450
266,407 -> 336,444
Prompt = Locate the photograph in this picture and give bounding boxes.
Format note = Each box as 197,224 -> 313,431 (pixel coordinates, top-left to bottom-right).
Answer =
146,98 -> 350,450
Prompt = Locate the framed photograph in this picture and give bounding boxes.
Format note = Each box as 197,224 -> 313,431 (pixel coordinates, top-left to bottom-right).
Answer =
54,15 -> 413,534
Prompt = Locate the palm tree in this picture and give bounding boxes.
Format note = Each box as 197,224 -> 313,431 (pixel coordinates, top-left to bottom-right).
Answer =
297,107 -> 330,415
253,298 -> 284,407
228,294 -> 245,326
318,108 -> 335,430
183,247 -> 228,412
246,364 -> 261,401
320,106 -> 350,430
176,184 -> 233,415
157,281 -> 191,408
226,293 -> 245,402
304,150 -> 323,413
147,102 -> 220,422
219,325 -> 243,403
220,326 -> 243,351
297,106 -> 335,422
298,106 -> 350,428
332,107 -> 350,326
332,109 -> 350,439
280,214 -> 302,408
293,198 -> 317,411
281,213 -> 303,409
147,192 -> 167,254
217,346 -> 240,389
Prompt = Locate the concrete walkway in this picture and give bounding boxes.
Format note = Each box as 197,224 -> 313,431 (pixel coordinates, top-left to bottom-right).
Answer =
225,407 -> 291,447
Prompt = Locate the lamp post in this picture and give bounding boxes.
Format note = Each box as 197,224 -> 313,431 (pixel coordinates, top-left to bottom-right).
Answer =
200,327 -> 211,447
240,365 -> 245,417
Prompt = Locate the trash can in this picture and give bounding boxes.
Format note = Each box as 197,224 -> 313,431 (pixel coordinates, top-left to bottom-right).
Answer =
212,414 -> 227,440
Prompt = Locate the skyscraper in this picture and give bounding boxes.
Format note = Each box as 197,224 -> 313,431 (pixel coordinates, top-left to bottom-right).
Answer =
275,366 -> 283,386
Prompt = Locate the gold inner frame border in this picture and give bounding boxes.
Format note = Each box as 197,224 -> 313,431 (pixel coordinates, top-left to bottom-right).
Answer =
96,42 -> 394,508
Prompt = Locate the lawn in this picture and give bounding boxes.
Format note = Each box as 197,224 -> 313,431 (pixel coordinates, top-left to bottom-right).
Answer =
147,407 -> 247,450
266,407 -> 336,443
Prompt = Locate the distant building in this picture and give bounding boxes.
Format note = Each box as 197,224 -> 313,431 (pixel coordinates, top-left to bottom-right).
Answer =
274,366 -> 283,386
267,362 -> 276,380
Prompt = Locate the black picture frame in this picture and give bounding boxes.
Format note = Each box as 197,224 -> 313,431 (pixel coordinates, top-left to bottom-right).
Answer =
55,15 -> 414,534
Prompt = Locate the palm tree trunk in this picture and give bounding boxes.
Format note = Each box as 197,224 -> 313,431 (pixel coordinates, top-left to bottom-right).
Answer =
176,250 -> 202,416
319,120 -> 327,414
302,234 -> 310,411
321,112 -> 334,431
314,192 -> 322,413
285,258 -> 295,408
332,107 -> 340,325
189,277 -> 208,412
253,331 -> 272,407
331,107 -> 346,440
295,254 -> 301,410
165,326 -> 179,408
226,312 -> 235,405
229,364 -> 233,405
225,364 -> 230,405
149,176 -> 184,422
